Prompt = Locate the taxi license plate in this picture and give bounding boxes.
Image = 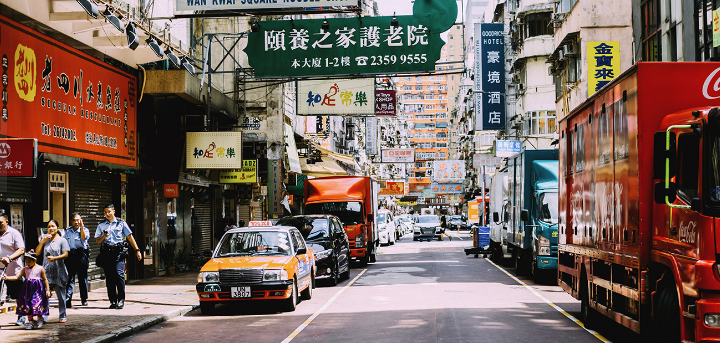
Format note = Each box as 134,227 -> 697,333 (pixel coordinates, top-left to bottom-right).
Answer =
231,287 -> 251,298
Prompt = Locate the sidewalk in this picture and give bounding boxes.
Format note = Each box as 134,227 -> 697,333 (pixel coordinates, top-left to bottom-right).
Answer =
0,272 -> 199,343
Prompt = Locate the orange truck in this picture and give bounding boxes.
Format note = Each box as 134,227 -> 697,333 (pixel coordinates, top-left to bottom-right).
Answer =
304,176 -> 379,266
558,62 -> 720,341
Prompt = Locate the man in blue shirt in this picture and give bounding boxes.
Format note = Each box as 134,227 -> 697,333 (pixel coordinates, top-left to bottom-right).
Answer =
65,212 -> 90,308
95,204 -> 142,309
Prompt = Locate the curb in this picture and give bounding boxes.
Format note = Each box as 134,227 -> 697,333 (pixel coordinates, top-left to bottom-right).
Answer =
81,304 -> 199,343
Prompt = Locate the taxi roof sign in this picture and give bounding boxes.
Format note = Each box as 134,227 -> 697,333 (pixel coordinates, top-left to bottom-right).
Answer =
248,221 -> 272,227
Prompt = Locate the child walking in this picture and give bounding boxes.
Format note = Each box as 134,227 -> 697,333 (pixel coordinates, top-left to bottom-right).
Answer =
2,250 -> 50,329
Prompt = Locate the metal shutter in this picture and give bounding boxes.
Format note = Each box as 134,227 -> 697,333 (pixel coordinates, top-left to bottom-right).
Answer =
74,169 -> 114,281
192,200 -> 212,254
238,205 -> 251,226
0,178 -> 32,203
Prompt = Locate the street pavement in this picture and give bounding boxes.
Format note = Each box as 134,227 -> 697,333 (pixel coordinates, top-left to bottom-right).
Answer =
0,230 -> 640,343
0,271 -> 198,343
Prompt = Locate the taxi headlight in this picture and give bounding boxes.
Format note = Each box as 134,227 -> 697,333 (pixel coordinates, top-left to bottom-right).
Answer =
263,269 -> 289,281
197,273 -> 203,283
202,272 -> 219,283
314,249 -> 332,260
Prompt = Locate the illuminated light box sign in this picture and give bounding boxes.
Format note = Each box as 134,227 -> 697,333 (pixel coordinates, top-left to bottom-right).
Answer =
298,78 -> 375,115
186,132 -> 242,169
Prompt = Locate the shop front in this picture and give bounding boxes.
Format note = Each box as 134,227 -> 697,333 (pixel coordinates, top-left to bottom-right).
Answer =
0,14 -> 141,284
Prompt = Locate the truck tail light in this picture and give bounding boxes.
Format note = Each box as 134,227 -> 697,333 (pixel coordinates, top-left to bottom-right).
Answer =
640,270 -> 650,304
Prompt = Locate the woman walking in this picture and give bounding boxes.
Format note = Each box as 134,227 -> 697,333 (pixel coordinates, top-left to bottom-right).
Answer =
37,219 -> 70,323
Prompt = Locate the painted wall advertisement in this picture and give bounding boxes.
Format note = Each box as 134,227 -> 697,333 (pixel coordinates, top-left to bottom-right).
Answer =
177,0 -> 358,11
186,132 -> 242,169
375,90 -> 397,115
379,181 -> 404,195
381,148 -> 415,163
245,16 -> 445,77
475,23 -> 505,131
0,15 -> 137,167
432,160 -> 465,181
298,78 -> 375,115
587,41 -> 620,95
219,160 -> 258,184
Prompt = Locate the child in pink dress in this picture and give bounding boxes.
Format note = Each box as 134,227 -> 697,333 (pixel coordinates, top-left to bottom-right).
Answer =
2,250 -> 50,329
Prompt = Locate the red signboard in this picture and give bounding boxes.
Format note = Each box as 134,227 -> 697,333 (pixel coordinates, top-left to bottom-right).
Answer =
163,184 -> 179,198
0,15 -> 137,167
379,181 -> 404,195
375,90 -> 396,115
0,138 -> 37,177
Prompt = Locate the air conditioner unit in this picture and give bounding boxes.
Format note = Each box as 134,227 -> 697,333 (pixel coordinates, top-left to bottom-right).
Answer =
558,50 -> 566,61
518,83 -> 524,91
563,44 -> 578,56
512,74 -> 520,83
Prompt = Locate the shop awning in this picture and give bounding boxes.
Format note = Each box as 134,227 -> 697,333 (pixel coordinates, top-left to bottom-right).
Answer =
300,157 -> 348,177
311,143 -> 361,171
284,124 -> 302,173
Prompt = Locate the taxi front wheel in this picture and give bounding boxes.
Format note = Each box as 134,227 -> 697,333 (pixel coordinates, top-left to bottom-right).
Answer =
200,302 -> 215,315
283,279 -> 298,312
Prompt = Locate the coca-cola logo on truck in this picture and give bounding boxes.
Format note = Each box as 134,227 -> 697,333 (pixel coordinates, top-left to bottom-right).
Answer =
703,67 -> 720,99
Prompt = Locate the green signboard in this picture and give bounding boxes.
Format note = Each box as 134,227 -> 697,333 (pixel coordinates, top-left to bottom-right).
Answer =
245,16 -> 445,78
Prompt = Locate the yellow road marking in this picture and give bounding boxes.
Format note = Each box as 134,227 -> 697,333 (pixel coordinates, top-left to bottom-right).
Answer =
280,269 -> 367,343
485,258 -> 612,343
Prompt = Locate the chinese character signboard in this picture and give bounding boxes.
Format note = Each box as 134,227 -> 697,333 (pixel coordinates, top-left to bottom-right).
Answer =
468,200 -> 479,224
219,160 -> 258,184
365,117 -> 378,155
268,160 -> 283,217
186,132 -> 242,169
0,138 -> 37,177
49,172 -> 66,193
375,90 -> 396,115
430,183 -> 463,194
494,140 -> 522,157
246,16 -> 444,78
163,184 -> 179,198
473,153 -> 502,169
0,15 -> 137,167
298,79 -> 374,115
381,148 -> 415,163
475,23 -> 505,131
379,181 -> 404,195
587,41 -> 620,95
176,0 -> 359,11
432,160 -> 465,181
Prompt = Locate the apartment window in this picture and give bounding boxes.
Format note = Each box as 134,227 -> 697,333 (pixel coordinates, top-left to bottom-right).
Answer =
449,35 -> 453,39
427,85 -> 434,90
437,132 -> 448,139
437,143 -> 447,148
450,45 -> 454,50
416,76 -> 423,82
412,94 -> 420,100
525,111 -> 557,135
415,85 -> 423,90
415,172 -> 426,177
425,94 -> 434,100
438,152 -> 446,159
439,94 -> 445,99
641,0 -> 661,61
404,94 -> 411,100
695,0 -> 720,61
405,77 -> 412,81
428,76 -> 434,81
425,104 -> 433,109
525,12 -> 552,38
404,86 -> 412,91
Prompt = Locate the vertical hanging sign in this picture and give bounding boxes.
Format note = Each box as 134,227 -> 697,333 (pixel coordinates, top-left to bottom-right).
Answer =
365,117 -> 378,155
587,41 -> 620,95
475,23 -> 505,131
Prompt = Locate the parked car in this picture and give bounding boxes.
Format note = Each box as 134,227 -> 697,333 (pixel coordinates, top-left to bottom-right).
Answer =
377,210 -> 397,245
448,215 -> 466,230
196,224 -> 315,315
414,215 -> 443,241
395,215 -> 415,234
276,215 -> 351,286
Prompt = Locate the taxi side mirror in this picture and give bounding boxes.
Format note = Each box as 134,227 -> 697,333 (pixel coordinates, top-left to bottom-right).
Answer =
296,247 -> 307,255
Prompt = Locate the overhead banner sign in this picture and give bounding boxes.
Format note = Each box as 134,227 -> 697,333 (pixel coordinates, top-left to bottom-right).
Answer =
0,138 -> 37,177
379,181 -> 404,195
375,90 -> 397,115
430,183 -> 463,194
494,140 -> 522,157
473,154 -> 502,169
246,16 -> 445,78
475,23 -> 505,131
381,148 -> 415,163
297,78 -> 375,115
432,160 -> 465,181
587,41 -> 620,95
177,0 -> 359,11
0,15 -> 137,167
219,160 -> 258,184
186,132 -> 242,169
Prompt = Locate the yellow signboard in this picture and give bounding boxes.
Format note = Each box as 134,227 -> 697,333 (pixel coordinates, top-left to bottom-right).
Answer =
398,201 -> 417,206
219,160 -> 258,183
587,41 -> 620,96
715,9 -> 720,47
468,200 -> 479,224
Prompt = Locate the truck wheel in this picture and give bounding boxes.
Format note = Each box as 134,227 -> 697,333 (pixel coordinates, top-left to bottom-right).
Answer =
653,286 -> 680,342
369,247 -> 377,263
515,250 -> 528,276
301,275 -> 314,300
283,278 -> 298,312
200,302 -> 215,315
532,256 -> 542,283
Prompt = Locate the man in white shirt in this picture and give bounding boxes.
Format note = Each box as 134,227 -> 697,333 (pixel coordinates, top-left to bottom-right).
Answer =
0,214 -> 26,326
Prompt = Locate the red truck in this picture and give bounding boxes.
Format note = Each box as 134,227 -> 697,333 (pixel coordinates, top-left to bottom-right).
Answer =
304,176 -> 379,266
558,62 -> 720,342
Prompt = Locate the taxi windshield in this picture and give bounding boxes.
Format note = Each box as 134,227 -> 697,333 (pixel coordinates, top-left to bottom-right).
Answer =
216,231 -> 291,257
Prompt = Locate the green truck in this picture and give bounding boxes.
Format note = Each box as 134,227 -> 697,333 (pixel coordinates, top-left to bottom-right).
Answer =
505,149 -> 559,281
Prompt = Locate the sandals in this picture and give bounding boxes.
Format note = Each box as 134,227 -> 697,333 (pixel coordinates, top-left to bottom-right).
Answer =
59,318 -> 67,323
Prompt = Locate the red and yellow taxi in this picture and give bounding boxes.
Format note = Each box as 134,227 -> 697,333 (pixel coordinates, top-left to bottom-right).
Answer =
196,221 -> 315,314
